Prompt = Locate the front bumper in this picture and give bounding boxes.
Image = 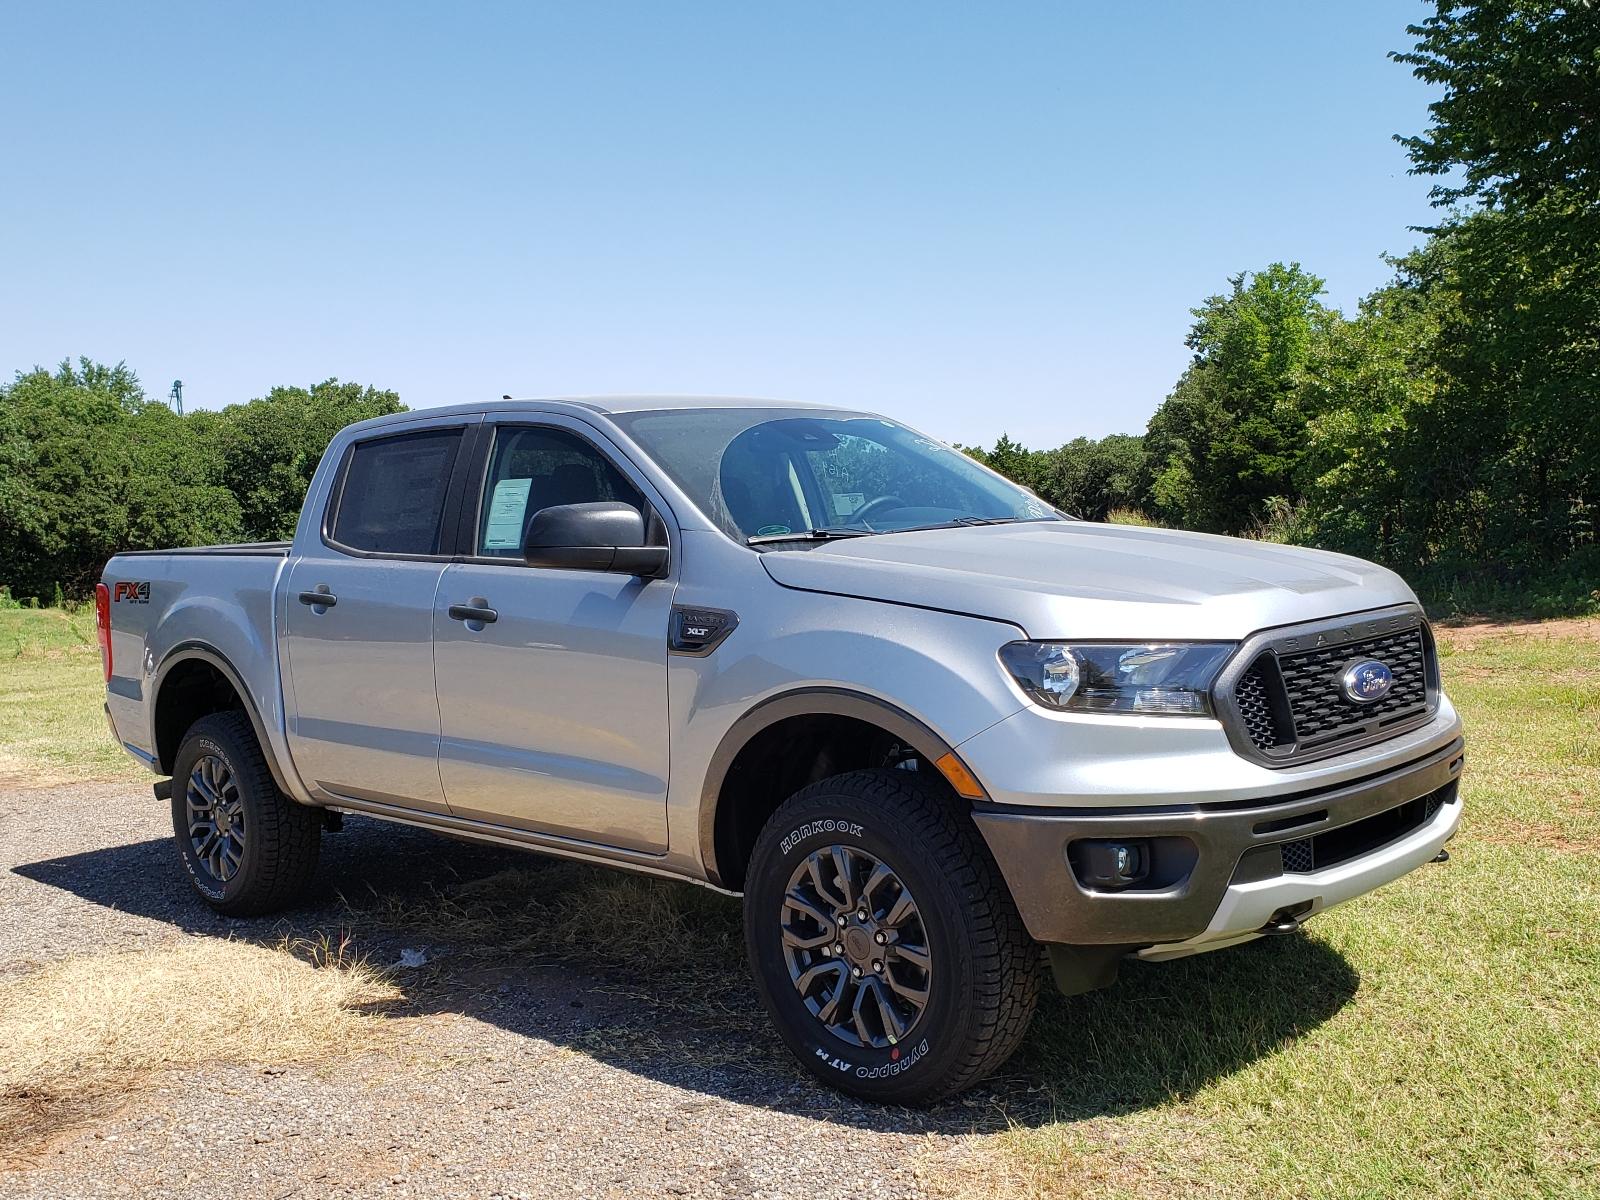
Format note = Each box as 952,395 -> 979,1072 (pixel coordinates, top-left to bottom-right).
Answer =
971,735 -> 1464,952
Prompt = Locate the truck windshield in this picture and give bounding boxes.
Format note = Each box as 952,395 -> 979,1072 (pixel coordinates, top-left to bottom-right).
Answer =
610,408 -> 1062,542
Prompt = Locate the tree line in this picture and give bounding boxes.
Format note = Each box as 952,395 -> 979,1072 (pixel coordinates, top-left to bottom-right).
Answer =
0,365 -> 402,601
964,2 -> 1598,614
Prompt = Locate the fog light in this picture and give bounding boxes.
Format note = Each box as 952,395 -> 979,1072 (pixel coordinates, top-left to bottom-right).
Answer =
1070,839 -> 1151,890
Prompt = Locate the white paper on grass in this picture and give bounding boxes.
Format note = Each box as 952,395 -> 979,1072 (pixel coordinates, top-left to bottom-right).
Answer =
483,478 -> 533,549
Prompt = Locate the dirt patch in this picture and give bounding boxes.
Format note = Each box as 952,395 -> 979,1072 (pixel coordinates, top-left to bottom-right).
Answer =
1433,614 -> 1600,650
0,761 -> 137,792
0,937 -> 401,1162
1473,820 -> 1600,855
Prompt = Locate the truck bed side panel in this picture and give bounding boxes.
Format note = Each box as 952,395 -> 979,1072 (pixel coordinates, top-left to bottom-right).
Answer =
102,552 -> 299,795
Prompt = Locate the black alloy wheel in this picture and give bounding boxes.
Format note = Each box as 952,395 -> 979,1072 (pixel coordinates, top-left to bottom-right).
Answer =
781,844 -> 933,1049
185,752 -> 246,885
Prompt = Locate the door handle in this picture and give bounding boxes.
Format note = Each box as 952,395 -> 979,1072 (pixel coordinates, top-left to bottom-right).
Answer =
298,588 -> 338,608
447,599 -> 498,624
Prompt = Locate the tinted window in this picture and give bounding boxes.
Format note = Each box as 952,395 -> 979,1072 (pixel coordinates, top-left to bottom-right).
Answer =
329,429 -> 463,555
476,425 -> 646,557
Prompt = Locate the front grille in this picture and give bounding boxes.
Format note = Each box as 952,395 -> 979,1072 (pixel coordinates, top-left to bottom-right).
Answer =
1225,613 -> 1437,765
1279,627 -> 1429,748
1278,781 -> 1456,873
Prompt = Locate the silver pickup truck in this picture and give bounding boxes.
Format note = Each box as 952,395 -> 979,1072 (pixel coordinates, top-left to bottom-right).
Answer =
98,397 -> 1464,1103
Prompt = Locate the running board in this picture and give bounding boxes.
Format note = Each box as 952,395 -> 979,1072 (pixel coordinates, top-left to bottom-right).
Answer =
317,792 -> 735,895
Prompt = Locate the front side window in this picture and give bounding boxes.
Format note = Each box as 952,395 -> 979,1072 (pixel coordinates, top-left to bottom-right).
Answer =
475,425 -> 646,558
329,428 -> 462,555
611,409 -> 1059,542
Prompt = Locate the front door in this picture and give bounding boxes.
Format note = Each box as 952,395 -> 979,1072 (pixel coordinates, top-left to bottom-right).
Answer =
432,419 -> 675,852
283,423 -> 468,813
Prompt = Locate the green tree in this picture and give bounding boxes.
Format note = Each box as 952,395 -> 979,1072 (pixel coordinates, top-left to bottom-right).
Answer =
1143,264 -> 1334,533
1033,434 -> 1148,521
1375,3 -> 1600,565
0,359 -> 243,599
1395,1 -> 1600,210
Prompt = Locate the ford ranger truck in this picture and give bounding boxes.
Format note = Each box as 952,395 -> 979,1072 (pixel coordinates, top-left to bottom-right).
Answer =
98,398 -> 1464,1104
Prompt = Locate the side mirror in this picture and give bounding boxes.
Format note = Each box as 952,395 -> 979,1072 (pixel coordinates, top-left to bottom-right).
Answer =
522,502 -> 669,578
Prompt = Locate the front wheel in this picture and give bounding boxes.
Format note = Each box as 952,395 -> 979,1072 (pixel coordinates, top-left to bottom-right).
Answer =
743,769 -> 1038,1104
170,711 -> 321,916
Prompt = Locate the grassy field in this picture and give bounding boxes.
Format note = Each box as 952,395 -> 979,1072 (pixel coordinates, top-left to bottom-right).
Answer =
0,607 -> 143,787
0,608 -> 1595,1195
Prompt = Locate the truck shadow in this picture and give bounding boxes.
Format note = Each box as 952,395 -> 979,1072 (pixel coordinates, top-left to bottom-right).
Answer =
12,815 -> 1359,1134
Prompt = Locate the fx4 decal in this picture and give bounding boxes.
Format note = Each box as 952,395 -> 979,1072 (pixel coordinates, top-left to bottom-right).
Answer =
113,581 -> 151,604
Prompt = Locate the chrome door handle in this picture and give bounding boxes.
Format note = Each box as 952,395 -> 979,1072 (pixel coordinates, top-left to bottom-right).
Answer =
447,600 -> 498,624
298,589 -> 337,608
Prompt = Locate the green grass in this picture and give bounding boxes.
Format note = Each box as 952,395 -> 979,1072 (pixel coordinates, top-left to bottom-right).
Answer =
1,607 -> 1595,1194
0,607 -> 142,785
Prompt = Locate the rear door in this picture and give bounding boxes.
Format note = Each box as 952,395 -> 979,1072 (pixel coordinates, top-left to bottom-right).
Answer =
282,420 -> 473,813
431,416 -> 676,852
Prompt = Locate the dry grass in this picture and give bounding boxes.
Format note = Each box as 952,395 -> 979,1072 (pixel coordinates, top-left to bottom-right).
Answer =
350,862 -> 749,1021
0,936 -> 401,1159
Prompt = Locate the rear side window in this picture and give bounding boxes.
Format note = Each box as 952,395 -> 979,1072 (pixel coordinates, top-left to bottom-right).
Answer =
329,429 -> 463,555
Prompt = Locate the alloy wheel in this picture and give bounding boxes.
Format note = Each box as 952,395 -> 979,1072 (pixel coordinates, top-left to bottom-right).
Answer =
186,753 -> 245,884
780,844 -> 932,1048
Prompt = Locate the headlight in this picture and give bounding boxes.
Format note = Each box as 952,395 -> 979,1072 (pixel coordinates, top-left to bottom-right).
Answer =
999,642 -> 1234,716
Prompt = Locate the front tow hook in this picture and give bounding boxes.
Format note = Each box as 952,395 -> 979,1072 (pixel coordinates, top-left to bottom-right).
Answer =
1258,901 -> 1314,936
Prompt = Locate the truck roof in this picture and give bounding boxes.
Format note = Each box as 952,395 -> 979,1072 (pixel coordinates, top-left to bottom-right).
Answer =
352,395 -> 851,434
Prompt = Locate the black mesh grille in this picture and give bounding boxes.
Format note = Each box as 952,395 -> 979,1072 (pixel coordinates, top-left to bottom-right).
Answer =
1236,663 -> 1286,751
1228,621 -> 1435,762
1280,838 -> 1315,872
1276,781 -> 1456,874
1278,627 -> 1430,748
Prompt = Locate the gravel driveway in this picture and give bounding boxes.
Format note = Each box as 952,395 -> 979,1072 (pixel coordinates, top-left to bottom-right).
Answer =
1,781 -> 1028,1199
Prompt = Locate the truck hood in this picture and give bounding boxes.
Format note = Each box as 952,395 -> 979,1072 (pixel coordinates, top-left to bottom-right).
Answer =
758,521 -> 1418,640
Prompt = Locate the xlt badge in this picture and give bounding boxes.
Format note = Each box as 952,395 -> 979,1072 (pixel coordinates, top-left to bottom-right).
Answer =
669,605 -> 738,656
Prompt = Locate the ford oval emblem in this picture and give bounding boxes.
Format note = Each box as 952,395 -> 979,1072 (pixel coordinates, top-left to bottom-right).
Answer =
1341,659 -> 1394,703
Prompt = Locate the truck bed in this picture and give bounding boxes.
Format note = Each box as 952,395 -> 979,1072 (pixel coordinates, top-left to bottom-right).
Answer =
113,542 -> 291,557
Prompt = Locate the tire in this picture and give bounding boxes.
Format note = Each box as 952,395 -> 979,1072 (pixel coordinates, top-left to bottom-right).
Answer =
743,768 -> 1039,1104
170,711 -> 321,916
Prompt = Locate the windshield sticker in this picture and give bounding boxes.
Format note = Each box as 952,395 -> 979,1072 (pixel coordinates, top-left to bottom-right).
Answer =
483,477 -> 532,549
755,524 -> 792,536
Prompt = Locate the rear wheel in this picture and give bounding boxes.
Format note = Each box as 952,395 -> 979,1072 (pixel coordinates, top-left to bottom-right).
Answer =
170,711 -> 321,916
743,769 -> 1038,1104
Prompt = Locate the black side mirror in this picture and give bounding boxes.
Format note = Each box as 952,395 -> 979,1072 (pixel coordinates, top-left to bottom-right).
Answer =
522,502 -> 669,577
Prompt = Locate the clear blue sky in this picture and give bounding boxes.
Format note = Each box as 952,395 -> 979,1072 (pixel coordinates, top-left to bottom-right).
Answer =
1,1 -> 1440,447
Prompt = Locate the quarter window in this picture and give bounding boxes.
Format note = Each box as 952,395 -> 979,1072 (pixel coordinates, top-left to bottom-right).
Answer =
329,429 -> 463,555
476,426 -> 646,558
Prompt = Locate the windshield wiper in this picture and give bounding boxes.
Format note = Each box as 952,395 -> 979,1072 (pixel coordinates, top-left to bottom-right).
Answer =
745,527 -> 874,546
888,515 -> 1041,534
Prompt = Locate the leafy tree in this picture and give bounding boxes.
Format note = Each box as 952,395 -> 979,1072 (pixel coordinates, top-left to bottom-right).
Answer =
0,359 -> 243,599
1143,264 -> 1334,533
0,364 -> 405,600
1379,4 -> 1600,566
1395,1 -> 1600,210
1034,434 -> 1148,521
